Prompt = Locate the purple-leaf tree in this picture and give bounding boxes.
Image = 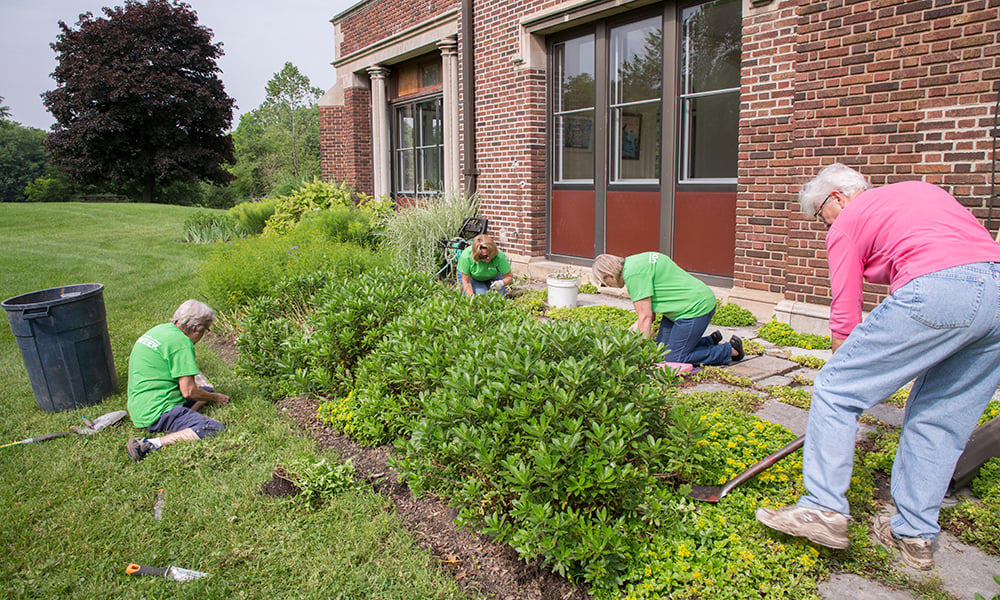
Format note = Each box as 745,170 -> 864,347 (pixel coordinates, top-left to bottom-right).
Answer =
43,0 -> 235,203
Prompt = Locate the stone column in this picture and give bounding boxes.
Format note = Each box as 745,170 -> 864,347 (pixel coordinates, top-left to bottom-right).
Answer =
367,65 -> 391,199
437,37 -> 460,196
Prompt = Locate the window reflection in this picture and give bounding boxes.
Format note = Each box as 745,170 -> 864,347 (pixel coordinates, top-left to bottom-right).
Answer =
611,16 -> 662,183
394,97 -> 443,195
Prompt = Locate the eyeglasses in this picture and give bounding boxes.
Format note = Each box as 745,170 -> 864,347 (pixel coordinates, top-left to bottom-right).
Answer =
814,193 -> 834,221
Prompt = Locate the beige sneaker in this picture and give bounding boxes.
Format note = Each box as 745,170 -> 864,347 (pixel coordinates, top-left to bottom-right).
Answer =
756,505 -> 850,549
872,513 -> 933,570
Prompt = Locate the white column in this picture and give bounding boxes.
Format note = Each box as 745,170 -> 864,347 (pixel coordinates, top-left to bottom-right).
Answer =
367,65 -> 391,199
437,37 -> 460,196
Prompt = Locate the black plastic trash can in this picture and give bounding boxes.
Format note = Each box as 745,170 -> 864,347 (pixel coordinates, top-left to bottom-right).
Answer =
3,284 -> 118,412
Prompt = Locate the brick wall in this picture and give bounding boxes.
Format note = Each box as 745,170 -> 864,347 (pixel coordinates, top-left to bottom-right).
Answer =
320,86 -> 373,194
739,0 -> 1000,309
466,0 -> 553,256
337,0 -> 458,57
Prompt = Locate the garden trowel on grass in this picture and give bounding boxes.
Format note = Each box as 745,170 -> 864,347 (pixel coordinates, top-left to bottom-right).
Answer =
0,410 -> 127,449
126,563 -> 208,581
689,435 -> 805,503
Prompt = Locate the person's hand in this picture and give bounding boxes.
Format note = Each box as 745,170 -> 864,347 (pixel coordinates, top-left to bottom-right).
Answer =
490,280 -> 504,291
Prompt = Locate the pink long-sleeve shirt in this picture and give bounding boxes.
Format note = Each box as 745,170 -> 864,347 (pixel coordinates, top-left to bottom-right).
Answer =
826,180 -> 1000,338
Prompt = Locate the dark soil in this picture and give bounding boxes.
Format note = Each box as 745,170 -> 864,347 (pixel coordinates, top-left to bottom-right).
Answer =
278,394 -> 590,600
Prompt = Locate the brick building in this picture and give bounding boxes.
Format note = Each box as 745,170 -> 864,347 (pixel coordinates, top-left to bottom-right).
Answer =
319,0 -> 1000,331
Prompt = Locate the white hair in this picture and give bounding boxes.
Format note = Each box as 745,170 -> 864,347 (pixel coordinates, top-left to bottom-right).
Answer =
171,300 -> 215,333
798,163 -> 871,216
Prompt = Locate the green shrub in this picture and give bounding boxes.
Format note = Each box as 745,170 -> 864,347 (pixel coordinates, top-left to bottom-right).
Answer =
294,204 -> 378,249
284,455 -> 365,508
392,320 -> 680,593
319,292 -> 527,445
757,318 -> 831,349
182,210 -> 240,242
711,301 -> 757,327
380,192 -> 480,273
200,232 -> 387,313
510,288 -> 547,316
229,197 -> 279,236
264,178 -> 386,235
276,268 -> 446,398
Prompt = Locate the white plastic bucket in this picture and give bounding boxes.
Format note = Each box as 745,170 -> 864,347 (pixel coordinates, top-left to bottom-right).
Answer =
546,274 -> 579,308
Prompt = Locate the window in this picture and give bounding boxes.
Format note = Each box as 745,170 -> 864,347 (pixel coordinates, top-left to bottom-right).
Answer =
394,97 -> 443,196
610,16 -> 662,184
553,35 -> 596,183
679,0 -> 741,182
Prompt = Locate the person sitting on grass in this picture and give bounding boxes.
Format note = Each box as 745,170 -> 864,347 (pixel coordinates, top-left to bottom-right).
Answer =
457,234 -> 514,296
592,252 -> 743,366
125,300 -> 230,462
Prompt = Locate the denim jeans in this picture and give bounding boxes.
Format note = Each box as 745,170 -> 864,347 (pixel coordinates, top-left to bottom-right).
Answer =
798,262 -> 1000,539
459,273 -> 507,296
655,307 -> 731,366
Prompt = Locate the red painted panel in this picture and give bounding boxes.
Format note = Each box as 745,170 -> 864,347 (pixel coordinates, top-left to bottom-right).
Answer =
674,191 -> 736,277
606,190 -> 659,257
551,189 -> 595,257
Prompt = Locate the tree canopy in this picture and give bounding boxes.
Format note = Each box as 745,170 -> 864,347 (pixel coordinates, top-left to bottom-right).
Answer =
43,0 -> 235,203
231,62 -> 323,198
0,97 -> 50,203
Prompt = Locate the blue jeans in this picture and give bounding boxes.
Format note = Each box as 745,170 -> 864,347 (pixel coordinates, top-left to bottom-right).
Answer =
655,307 -> 731,366
798,263 -> 1000,539
459,273 -> 507,296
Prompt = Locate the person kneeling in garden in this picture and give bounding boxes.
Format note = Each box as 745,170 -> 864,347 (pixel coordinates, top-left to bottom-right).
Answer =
592,252 -> 743,366
458,234 -> 514,296
125,300 -> 230,462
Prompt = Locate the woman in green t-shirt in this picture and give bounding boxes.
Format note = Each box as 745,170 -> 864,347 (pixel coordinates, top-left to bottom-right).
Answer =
457,234 -> 513,296
592,253 -> 744,366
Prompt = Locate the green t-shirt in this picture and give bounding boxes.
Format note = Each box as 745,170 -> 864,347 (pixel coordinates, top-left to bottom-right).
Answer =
457,246 -> 512,281
623,252 -> 716,320
126,323 -> 199,427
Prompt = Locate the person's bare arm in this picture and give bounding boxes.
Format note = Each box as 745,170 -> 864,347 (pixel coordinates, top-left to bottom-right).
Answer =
501,271 -> 514,287
831,335 -> 846,352
179,375 -> 230,404
630,297 -> 655,338
460,272 -> 475,296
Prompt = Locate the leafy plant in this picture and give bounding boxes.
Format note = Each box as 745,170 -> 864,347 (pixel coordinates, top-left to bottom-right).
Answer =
392,319 -> 679,593
789,354 -> 826,369
757,319 -> 831,350
263,178 -> 388,235
579,282 -> 599,294
510,288 -> 547,316
285,455 -> 364,508
183,210 -> 239,242
294,203 -> 379,249
711,301 -> 757,327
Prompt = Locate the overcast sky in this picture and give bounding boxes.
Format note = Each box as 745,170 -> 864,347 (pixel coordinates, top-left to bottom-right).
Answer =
0,0 -> 359,131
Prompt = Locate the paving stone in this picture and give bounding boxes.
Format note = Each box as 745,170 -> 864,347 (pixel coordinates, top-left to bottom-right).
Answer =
756,374 -> 795,388
871,508 -> 1000,600
754,399 -> 809,436
864,404 -> 904,427
819,573 -> 915,600
728,353 -> 799,381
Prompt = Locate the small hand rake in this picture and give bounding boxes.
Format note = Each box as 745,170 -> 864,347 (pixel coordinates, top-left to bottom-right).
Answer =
0,410 -> 127,449
688,435 -> 805,503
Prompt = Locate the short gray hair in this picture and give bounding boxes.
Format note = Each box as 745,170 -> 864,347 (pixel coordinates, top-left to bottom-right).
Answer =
171,300 -> 215,333
798,163 -> 870,217
592,254 -> 625,286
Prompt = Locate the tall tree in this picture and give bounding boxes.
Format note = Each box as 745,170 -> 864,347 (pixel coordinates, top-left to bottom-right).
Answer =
0,120 -> 49,202
231,63 -> 322,197
259,62 -> 323,180
43,0 -> 235,203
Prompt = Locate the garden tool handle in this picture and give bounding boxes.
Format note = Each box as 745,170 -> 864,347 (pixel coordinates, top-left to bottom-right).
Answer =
26,431 -> 74,444
126,563 -> 168,577
718,435 -> 805,498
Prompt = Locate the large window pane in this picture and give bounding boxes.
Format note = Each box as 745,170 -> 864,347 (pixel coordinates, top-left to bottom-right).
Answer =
393,96 -> 443,196
610,16 -> 662,183
555,110 -> 595,181
680,0 -> 740,181
554,35 -> 596,183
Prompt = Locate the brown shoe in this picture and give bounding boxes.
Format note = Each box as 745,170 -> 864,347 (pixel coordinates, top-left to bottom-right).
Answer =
873,513 -> 933,570
756,505 -> 850,549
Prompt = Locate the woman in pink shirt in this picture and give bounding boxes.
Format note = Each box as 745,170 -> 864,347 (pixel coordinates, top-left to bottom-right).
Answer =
756,163 -> 1000,570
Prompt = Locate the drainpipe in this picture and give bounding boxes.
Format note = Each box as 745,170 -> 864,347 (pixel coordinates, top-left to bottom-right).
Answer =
988,87 -> 999,237
461,0 -> 478,195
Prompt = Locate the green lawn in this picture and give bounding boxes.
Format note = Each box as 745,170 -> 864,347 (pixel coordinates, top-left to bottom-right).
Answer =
0,203 -> 468,600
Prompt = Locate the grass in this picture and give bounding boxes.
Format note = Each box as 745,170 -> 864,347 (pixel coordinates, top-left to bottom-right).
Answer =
0,203 -> 468,600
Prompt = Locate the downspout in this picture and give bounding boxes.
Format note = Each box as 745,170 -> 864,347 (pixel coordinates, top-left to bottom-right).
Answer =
461,0 -> 478,195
